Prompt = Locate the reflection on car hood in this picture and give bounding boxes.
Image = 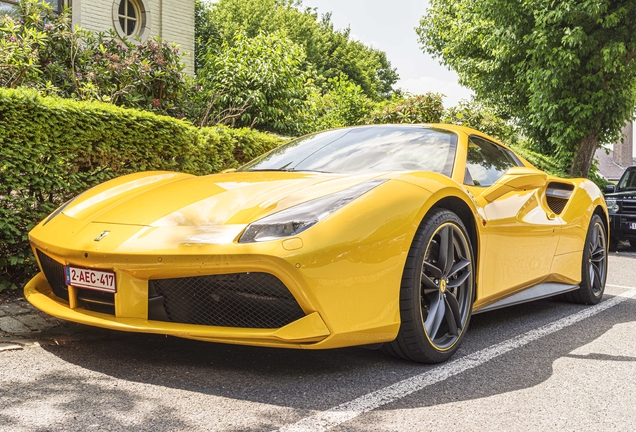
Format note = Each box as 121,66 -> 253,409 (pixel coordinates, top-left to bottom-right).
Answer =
62,171 -> 385,226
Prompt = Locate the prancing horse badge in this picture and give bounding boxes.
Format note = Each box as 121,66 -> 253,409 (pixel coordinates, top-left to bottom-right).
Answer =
94,231 -> 110,242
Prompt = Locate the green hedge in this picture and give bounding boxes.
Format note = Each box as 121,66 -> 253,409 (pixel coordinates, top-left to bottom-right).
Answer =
0,88 -> 283,291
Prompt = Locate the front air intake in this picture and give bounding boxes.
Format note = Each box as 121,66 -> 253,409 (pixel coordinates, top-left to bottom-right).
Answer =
36,250 -> 69,301
148,273 -> 305,329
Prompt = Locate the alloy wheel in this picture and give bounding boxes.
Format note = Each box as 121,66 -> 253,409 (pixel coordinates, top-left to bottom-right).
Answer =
420,222 -> 473,350
588,221 -> 607,297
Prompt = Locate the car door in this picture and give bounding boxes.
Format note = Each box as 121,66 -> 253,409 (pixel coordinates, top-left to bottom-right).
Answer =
463,136 -> 562,305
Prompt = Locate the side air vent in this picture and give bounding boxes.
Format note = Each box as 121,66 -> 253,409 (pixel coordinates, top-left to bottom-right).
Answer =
545,183 -> 574,215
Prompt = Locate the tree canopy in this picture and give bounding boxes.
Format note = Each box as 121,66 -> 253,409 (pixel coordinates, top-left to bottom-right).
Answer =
418,0 -> 636,177
195,0 -> 398,100
197,31 -> 309,134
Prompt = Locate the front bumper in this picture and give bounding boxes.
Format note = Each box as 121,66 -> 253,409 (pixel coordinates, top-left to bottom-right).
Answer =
25,272 -> 330,348
26,204 -> 411,348
609,213 -> 636,240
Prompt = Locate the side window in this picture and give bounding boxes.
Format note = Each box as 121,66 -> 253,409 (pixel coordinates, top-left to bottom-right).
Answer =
464,136 -> 521,187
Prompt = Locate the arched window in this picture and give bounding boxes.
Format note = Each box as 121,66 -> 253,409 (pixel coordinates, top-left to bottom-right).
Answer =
113,0 -> 149,40
118,0 -> 139,36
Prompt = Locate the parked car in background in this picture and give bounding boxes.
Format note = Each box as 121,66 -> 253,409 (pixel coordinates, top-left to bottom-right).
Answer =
605,166 -> 636,250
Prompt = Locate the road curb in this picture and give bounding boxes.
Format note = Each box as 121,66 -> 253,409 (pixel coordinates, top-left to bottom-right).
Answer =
0,297 -> 114,350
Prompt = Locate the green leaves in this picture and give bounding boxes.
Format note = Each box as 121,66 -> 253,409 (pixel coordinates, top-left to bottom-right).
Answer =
442,99 -> 518,144
418,0 -> 636,177
197,30 -> 308,134
301,74 -> 373,132
366,93 -> 445,125
195,0 -> 398,101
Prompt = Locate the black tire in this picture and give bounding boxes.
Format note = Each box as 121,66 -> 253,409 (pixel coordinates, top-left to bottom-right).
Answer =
609,237 -> 619,252
560,214 -> 608,305
383,208 -> 475,363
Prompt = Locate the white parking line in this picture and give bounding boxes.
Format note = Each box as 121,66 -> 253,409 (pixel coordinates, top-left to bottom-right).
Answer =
279,288 -> 636,432
607,284 -> 636,290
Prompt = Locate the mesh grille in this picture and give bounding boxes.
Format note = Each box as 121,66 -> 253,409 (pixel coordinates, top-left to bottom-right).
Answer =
149,273 -> 305,328
546,196 -> 568,215
36,250 -> 68,301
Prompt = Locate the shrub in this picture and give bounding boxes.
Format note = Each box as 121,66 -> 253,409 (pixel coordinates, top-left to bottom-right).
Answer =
0,88 -> 283,291
0,0 -> 190,117
366,93 -> 444,125
442,100 -> 520,146
508,141 -> 568,178
301,74 -> 374,133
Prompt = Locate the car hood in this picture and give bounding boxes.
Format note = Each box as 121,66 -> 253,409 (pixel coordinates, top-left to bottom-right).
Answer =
62,171 -> 386,227
605,190 -> 636,200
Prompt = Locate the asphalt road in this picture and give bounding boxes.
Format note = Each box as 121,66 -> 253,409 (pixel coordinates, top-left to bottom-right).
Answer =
2,250 -> 636,431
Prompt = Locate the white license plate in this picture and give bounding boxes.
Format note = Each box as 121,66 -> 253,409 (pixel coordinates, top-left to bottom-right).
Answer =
630,223 -> 636,230
65,266 -> 116,293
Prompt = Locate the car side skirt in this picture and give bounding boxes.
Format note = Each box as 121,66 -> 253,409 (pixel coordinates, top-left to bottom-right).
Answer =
473,282 -> 579,314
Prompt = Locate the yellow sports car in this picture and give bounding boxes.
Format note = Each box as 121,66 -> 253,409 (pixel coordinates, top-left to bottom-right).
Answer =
25,124 -> 609,363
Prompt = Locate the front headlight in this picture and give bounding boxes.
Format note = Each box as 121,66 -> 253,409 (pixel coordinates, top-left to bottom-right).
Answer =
605,199 -> 619,214
239,179 -> 387,243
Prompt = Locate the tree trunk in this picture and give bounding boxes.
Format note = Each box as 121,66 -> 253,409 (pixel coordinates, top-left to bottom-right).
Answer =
568,131 -> 599,178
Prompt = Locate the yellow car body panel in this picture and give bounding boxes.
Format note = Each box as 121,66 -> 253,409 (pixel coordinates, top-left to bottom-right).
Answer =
25,124 -> 608,349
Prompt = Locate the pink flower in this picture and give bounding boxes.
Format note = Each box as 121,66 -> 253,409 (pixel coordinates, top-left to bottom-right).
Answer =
150,98 -> 161,107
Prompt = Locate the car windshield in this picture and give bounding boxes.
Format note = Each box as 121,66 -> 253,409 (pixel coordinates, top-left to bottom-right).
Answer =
239,126 -> 458,176
617,169 -> 636,192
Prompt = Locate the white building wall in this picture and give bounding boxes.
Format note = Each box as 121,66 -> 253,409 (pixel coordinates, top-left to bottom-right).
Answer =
77,0 -> 112,33
160,0 -> 195,73
71,0 -> 194,74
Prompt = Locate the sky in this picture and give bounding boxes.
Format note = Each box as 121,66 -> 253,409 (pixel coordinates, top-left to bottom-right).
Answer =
300,0 -> 472,107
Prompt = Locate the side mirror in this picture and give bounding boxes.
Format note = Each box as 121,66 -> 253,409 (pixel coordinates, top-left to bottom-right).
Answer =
604,185 -> 615,194
480,167 -> 548,203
